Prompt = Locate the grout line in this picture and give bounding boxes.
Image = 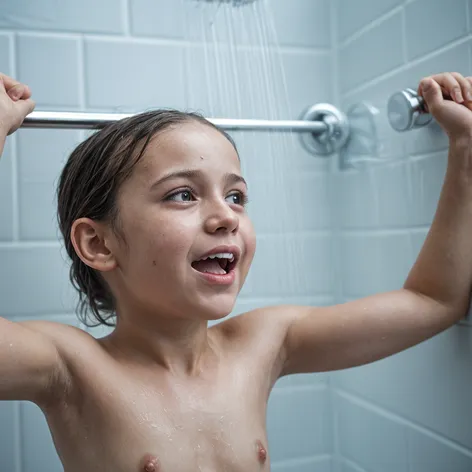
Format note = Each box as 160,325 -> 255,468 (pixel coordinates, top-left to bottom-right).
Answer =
333,387 -> 472,457
401,4 -> 408,63
339,224 -> 430,236
123,0 -> 131,36
271,454 -> 332,469
467,0 -> 471,34
10,32 -> 19,242
0,28 -> 331,54
14,402 -> 22,472
330,1 -> 343,469
342,35 -> 472,99
338,456 -> 371,472
0,241 -> 62,248
237,295 -> 334,302
338,5 -> 404,50
272,383 -> 328,394
77,35 -> 85,111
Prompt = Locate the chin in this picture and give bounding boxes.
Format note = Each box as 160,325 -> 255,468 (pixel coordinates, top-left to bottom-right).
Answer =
196,296 -> 236,321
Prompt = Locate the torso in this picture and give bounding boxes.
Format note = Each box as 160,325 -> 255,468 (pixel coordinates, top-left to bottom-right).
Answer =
40,311 -> 287,472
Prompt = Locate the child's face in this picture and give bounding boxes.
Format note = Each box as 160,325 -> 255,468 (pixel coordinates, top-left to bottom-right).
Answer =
108,122 -> 256,321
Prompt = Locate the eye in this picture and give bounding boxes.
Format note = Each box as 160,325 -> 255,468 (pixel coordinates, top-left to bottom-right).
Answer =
166,189 -> 195,202
226,191 -> 249,206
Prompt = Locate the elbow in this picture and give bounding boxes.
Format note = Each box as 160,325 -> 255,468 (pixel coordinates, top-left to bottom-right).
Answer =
402,286 -> 469,324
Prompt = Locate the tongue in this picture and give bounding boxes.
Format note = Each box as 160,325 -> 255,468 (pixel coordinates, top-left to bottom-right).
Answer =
192,259 -> 226,275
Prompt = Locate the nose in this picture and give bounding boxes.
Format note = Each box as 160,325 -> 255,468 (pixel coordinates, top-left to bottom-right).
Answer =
204,198 -> 239,234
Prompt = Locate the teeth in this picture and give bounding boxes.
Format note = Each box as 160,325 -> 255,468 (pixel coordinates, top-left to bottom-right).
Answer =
197,252 -> 235,262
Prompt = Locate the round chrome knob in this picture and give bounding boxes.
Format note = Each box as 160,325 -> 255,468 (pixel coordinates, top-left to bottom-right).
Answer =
387,88 -> 433,132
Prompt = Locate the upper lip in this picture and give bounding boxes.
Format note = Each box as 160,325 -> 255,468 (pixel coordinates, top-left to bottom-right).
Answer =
194,245 -> 241,265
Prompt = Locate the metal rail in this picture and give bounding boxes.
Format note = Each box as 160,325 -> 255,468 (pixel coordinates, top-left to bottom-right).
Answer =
22,111 -> 328,133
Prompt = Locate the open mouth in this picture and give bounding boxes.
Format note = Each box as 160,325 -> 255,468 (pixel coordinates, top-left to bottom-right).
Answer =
191,253 -> 238,275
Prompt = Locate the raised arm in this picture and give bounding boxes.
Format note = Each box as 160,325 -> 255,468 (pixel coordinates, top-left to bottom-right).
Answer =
0,73 -> 35,156
0,318 -> 71,404
0,74 -> 70,405
277,72 -> 472,376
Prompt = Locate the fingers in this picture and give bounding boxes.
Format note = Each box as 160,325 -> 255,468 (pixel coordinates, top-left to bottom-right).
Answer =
419,72 -> 472,103
0,73 -> 32,101
16,98 -> 36,117
8,83 -> 31,101
418,77 -> 443,113
417,72 -> 472,114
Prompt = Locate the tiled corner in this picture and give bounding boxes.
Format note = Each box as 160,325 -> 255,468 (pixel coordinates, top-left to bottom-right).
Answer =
335,392 -> 409,472
339,231 -> 413,297
339,11 -> 404,94
408,427 -> 472,472
333,323 -> 472,451
336,0 -> 403,42
336,161 -> 414,229
333,457 -> 368,472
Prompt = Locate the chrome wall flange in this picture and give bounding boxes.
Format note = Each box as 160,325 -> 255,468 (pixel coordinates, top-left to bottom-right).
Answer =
299,103 -> 350,156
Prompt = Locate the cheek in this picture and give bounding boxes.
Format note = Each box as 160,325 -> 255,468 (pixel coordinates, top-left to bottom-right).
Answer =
124,215 -> 194,271
242,220 -> 257,263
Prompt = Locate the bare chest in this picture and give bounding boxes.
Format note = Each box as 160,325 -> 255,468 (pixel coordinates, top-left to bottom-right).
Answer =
47,358 -> 273,472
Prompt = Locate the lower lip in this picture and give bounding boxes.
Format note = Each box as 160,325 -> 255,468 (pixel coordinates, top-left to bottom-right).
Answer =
193,267 -> 236,285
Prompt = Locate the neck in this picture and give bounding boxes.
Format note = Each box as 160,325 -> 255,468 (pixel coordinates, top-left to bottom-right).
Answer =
103,308 -> 218,377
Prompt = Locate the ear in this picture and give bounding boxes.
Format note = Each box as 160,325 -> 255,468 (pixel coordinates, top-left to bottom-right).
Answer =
70,217 -> 118,272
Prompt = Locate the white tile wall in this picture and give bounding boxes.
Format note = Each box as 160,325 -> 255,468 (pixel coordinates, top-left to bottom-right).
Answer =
6,0 -> 471,470
333,0 -> 472,470
0,0 -> 336,471
16,128 -> 82,240
84,39 -> 186,111
0,0 -> 125,34
17,34 -> 81,108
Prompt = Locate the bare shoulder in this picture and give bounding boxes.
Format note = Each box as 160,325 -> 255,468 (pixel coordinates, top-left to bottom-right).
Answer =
216,305 -> 295,339
19,319 -> 105,371
214,305 -> 298,379
19,319 -> 96,347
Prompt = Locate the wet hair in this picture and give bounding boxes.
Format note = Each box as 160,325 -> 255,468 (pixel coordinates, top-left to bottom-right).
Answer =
57,109 -> 239,328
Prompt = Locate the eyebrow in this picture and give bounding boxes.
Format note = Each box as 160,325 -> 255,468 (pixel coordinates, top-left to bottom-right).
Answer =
149,169 -> 248,192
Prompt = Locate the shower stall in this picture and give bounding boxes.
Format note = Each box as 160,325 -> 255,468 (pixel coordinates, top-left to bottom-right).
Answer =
1,0 -> 472,471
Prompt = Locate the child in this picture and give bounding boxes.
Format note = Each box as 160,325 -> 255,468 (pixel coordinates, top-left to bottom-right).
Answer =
0,70 -> 472,472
